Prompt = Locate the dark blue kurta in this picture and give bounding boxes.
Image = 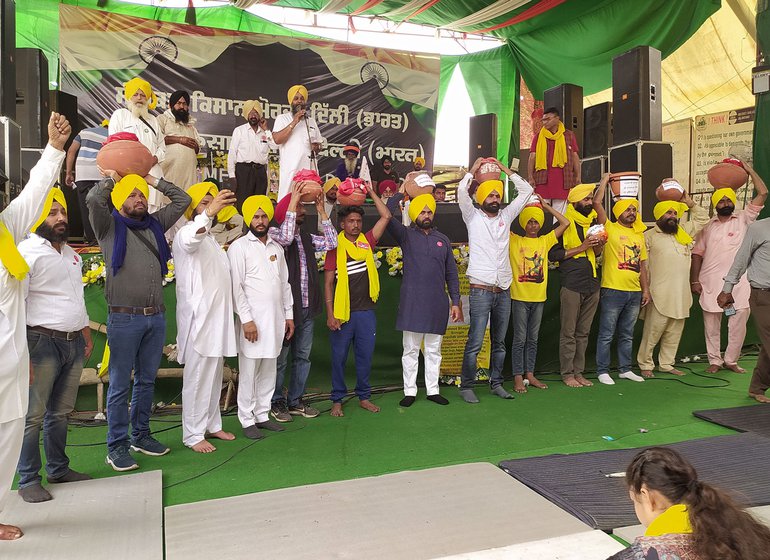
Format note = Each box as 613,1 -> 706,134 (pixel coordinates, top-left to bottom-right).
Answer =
387,194 -> 461,335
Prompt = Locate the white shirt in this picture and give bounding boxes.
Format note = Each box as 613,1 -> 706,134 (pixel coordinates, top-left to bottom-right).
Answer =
108,107 -> 165,176
172,213 -> 238,363
0,145 -> 64,423
19,234 -> 89,332
273,112 -> 324,200
227,232 -> 293,359
458,172 -> 533,289
227,123 -> 277,177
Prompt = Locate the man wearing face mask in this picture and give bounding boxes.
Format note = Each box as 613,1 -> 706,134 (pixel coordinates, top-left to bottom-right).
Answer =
227,100 -> 277,212
691,162 -> 767,374
158,90 -> 204,193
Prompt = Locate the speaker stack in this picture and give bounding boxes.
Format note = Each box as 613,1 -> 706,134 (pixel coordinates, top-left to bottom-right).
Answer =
543,83 -> 583,145
581,102 -> 612,183
468,113 -> 497,167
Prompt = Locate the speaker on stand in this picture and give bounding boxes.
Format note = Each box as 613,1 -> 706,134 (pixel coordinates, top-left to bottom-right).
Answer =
468,113 -> 497,167
543,83 -> 584,148
15,48 -> 51,149
612,46 -> 662,146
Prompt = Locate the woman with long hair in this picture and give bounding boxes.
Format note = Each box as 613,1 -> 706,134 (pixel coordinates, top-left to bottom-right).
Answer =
608,446 -> 770,560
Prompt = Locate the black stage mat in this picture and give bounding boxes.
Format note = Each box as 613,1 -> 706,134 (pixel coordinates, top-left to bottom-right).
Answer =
693,404 -> 770,438
499,433 -> 770,531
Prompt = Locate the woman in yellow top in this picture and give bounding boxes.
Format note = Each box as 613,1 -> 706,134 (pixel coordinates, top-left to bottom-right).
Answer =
508,195 -> 569,393
608,447 -> 770,560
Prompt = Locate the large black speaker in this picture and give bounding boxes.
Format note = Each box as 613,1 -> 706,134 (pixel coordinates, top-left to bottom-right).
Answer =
0,0 -> 15,120
612,46 -> 662,146
50,90 -> 79,151
583,102 -> 612,158
544,83 -> 583,150
468,113 -> 497,167
581,155 -> 607,184
609,141 -> 672,223
15,48 -> 50,148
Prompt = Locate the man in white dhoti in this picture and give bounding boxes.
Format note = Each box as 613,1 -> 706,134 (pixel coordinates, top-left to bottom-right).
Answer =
272,85 -> 324,200
109,77 -> 166,211
0,113 -> 70,540
228,195 -> 295,439
174,182 -> 239,453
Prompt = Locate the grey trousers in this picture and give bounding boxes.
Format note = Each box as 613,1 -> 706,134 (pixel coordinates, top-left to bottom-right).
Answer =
559,287 -> 600,376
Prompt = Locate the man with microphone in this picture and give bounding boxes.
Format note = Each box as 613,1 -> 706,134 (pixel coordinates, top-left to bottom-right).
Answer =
273,85 -> 325,200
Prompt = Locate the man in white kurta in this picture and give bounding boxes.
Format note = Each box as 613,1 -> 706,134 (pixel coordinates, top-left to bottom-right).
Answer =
0,113 -> 70,540
228,195 -> 294,440
173,183 -> 239,453
273,85 -> 324,200
158,90 -> 204,191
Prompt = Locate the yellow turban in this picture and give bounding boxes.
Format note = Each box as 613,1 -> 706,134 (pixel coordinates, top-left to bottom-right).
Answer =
242,100 -> 262,120
612,199 -> 646,233
711,188 -> 737,209
287,85 -> 308,105
100,119 -> 110,127
111,174 -> 149,210
124,77 -> 157,110
408,193 -> 437,223
653,201 -> 692,245
242,195 -> 274,226
31,188 -> 68,232
414,156 -> 426,167
185,182 -> 238,223
518,205 -> 545,230
475,180 -> 503,205
323,177 -> 341,193
568,183 -> 596,203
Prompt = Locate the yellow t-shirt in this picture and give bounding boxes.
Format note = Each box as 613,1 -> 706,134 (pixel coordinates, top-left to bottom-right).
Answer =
601,221 -> 647,292
509,231 -> 558,302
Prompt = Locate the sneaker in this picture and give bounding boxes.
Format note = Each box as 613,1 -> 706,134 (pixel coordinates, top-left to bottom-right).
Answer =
106,446 -> 139,472
270,400 -> 293,423
289,400 -> 320,418
619,371 -> 645,383
597,373 -> 615,385
130,435 -> 170,456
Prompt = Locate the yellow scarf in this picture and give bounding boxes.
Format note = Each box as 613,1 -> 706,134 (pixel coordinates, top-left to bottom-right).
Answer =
0,222 -> 29,281
334,232 -> 379,322
563,205 -> 598,277
645,504 -> 693,537
535,122 -> 567,171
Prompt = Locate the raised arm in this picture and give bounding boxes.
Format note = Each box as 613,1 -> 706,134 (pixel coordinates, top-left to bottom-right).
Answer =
366,182 -> 392,241
744,160 -> 768,207
458,157 -> 483,221
310,191 -> 338,251
385,192 -> 407,244
541,196 -> 570,238
86,177 -> 115,241
270,182 -> 302,247
593,173 -> 609,225
501,172 -> 535,222
681,192 -> 709,237
151,177 -> 192,231
272,112 -> 303,145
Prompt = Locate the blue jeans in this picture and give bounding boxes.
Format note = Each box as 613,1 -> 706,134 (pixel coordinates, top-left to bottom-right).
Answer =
330,310 -> 376,403
106,312 -> 166,452
511,300 -> 544,375
274,307 -> 315,407
461,287 -> 511,389
596,288 -> 641,375
17,330 -> 84,488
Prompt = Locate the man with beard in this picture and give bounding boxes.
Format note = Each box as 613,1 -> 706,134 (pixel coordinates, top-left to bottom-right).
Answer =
228,196 -> 294,439
267,180 -> 337,422
227,100 -> 277,211
173,182 -> 238,453
457,157 -> 534,403
372,156 -> 399,192
386,191 -> 462,407
321,177 -> 340,232
0,112 -> 70,541
87,171 -> 191,471
636,192 -> 709,378
692,162 -> 767,374
15,189 -> 93,503
159,91 -> 204,192
412,156 -> 426,173
548,183 -> 606,387
109,78 -> 166,211
273,85 -> 325,200
334,144 -> 362,181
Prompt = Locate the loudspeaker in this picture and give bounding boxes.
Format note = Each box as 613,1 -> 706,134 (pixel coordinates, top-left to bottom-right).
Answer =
0,116 -> 22,205
15,48 -> 50,148
612,46 -> 662,146
581,155 -> 607,184
468,113 -> 497,167
609,141 -> 672,223
544,83 -> 583,148
583,102 -> 612,158
50,90 -> 79,151
0,0 -> 15,120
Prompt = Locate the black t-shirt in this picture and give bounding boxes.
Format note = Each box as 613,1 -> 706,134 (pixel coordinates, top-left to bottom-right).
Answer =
325,230 -> 378,312
548,227 -> 601,294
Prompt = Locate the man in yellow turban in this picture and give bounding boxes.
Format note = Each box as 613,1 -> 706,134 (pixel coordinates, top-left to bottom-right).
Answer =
637,192 -> 709,378
527,107 -> 581,215
108,77 -> 165,210
272,85 -> 325,200
412,156 -> 426,172
693,161 -> 768,379
0,114 -> 70,537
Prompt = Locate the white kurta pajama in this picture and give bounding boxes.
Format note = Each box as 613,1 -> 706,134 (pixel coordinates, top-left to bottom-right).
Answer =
227,233 -> 293,427
173,213 -> 237,447
0,145 -> 64,513
273,112 -> 324,200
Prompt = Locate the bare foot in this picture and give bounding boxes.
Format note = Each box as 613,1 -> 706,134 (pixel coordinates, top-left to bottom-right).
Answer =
668,368 -> 685,376
359,400 -> 380,413
0,523 -> 23,540
331,403 -> 344,417
750,393 -> 770,404
526,373 -> 548,389
207,430 -> 235,441
575,375 -> 593,387
513,376 -> 527,393
191,440 -> 216,453
725,363 -> 746,374
640,369 -> 654,378
706,364 -> 721,374
563,374 -> 582,388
